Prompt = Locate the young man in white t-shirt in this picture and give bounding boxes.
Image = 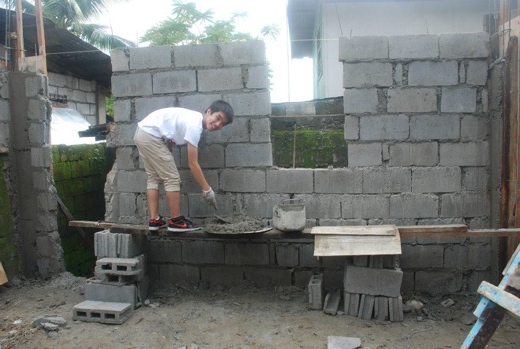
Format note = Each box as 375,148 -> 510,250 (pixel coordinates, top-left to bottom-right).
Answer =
133,100 -> 234,232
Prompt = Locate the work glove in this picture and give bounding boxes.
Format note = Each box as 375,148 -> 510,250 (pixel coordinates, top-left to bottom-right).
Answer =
202,187 -> 217,210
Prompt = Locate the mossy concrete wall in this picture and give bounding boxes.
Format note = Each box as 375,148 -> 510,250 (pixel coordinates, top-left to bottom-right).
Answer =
53,143 -> 113,276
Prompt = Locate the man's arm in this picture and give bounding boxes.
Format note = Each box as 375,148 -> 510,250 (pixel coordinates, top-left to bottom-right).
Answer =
187,143 -> 210,191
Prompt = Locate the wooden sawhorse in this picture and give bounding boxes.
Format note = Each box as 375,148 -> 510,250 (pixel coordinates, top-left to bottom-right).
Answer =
461,244 -> 520,348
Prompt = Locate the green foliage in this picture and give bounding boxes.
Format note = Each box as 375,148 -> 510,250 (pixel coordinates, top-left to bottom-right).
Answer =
61,234 -> 95,277
141,0 -> 277,46
105,96 -> 114,121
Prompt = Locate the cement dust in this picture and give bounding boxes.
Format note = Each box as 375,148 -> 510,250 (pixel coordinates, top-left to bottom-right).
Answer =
202,213 -> 265,234
1,274 -> 519,349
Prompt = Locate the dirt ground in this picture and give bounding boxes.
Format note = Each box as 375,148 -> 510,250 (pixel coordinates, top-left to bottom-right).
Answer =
0,272 -> 519,349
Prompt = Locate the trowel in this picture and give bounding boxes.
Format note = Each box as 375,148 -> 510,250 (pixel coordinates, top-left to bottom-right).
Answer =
214,214 -> 232,224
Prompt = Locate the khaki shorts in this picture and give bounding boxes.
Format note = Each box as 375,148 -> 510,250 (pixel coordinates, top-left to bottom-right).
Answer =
134,127 -> 181,192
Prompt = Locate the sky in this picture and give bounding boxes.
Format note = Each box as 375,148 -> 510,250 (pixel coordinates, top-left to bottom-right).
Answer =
92,0 -> 313,103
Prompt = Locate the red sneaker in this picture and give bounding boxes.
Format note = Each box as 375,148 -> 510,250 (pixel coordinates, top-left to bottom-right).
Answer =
149,216 -> 167,231
168,216 -> 200,232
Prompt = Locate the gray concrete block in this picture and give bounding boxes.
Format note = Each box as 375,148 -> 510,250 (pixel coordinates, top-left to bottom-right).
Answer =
439,32 -> 490,59
308,274 -> 324,310
118,193 -> 137,217
358,294 -> 375,320
222,91 -> 271,116
461,192 -> 490,217
439,193 -> 462,218
225,243 -> 269,265
116,147 -> 138,171
327,336 -> 361,349
173,43 -> 220,68
147,239 -> 182,263
72,89 -> 87,103
130,46 -> 171,69
347,293 -> 360,317
219,40 -> 266,65
111,73 -> 152,98
315,169 -> 363,194
344,62 -> 393,88
353,256 -> 368,267
387,88 -> 437,113
245,65 -> 269,89
462,167 -> 488,191
339,36 -> 388,61
158,264 -> 200,284
250,118 -> 271,143
107,123 -> 139,147
134,96 -> 175,122
441,87 -> 477,113
400,245 -> 444,268
25,74 -> 48,97
461,115 -> 489,141
276,244 -> 299,267
344,115 -> 359,140
344,88 -> 378,114
244,267 -> 292,287
85,281 -> 139,309
198,144 -> 226,169
389,142 -> 439,166
220,169 -> 266,192
323,289 -> 341,315
96,255 -> 145,279
388,296 -> 403,322
182,240 -> 225,264
369,256 -> 384,269
72,300 -> 133,325
225,143 -> 273,167
110,48 -> 129,72
198,67 -> 243,92
153,70 -> 196,94
374,297 -> 389,321
412,167 -> 462,193
28,98 -> 48,121
342,195 -> 389,219
439,142 -> 489,166
177,94 -> 221,113
415,271 -> 463,295
204,117 -> 249,144
300,244 -> 321,268
344,265 -> 403,297
114,99 -> 132,122
444,244 -> 492,270
200,266 -> 244,285
362,168 -> 411,194
389,193 -> 438,219
348,143 -> 382,167
466,60 -> 489,86
116,170 -> 147,193
0,99 -> 9,120
31,147 -> 52,168
266,169 -> 314,193
240,193 -> 290,218
360,114 -> 409,140
408,61 -> 458,86
389,34 -> 439,59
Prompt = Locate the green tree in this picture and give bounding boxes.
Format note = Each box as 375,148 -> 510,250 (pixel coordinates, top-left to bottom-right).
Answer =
141,1 -> 278,46
7,0 -> 135,49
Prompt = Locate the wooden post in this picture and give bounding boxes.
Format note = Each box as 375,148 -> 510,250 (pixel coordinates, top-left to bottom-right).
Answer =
34,0 -> 47,74
14,0 -> 24,70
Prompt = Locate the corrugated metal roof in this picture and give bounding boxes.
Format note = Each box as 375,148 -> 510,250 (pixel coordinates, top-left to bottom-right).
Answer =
0,8 -> 112,89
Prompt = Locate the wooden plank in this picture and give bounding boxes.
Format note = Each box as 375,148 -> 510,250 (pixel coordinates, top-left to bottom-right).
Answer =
0,261 -> 8,285
70,220 -> 148,231
478,281 -> 520,318
397,224 -> 467,235
314,234 -> 402,256
57,198 -> 94,252
399,228 -> 520,238
311,225 -> 396,236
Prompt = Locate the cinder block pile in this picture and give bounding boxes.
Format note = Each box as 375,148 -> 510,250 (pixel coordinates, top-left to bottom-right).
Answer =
72,230 -> 148,325
343,255 -> 403,321
308,255 -> 404,322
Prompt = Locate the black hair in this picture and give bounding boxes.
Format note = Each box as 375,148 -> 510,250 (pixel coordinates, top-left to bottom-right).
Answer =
208,100 -> 234,125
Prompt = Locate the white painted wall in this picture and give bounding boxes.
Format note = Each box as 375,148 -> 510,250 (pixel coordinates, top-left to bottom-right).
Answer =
318,0 -> 493,98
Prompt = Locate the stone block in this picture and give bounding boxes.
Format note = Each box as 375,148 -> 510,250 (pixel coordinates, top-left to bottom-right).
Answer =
344,115 -> 359,140
388,296 -> 404,322
225,143 -> 273,167
461,115 -> 489,141
358,294 -> 375,320
220,169 -> 266,192
204,117 -> 249,144
389,34 -> 439,59
173,43 -> 220,68
387,88 -> 437,113
219,40 -> 266,65
158,264 -> 200,284
222,91 -> 271,116
323,289 -> 341,315
389,193 -> 438,219
182,240 -> 225,264
240,193 -> 290,218
85,281 -> 139,309
244,267 -> 292,287
344,88 -> 378,114
130,46 -> 171,69
266,169 -> 313,193
153,70 -> 196,94
72,300 -> 132,325
439,32 -> 490,59
415,271 -> 463,295
400,245 -> 444,268
360,114 -> 409,140
116,170 -> 147,193
462,167 -> 488,191
342,195 -> 389,219
134,96 -> 176,121
114,99 -> 131,122
411,167 -> 462,193
346,293 -> 360,317
408,61 -> 458,86
344,265 -> 403,297
348,143 -> 382,167
314,169 -> 363,194
369,255 -> 384,269
327,336 -> 361,349
200,266 -> 244,285
362,167 -> 411,194
441,87 -> 477,113
466,60 -> 489,85
439,142 -> 489,166
245,65 -> 269,89
225,243 -> 269,265
111,73 -> 152,98
308,274 -> 324,310
276,244 -> 299,267
147,239 -> 182,263
110,48 -> 129,72
250,118 -> 271,143
374,297 -> 389,321
343,62 -> 393,88
389,142 -> 439,166
339,36 -> 388,61
198,67 -> 243,92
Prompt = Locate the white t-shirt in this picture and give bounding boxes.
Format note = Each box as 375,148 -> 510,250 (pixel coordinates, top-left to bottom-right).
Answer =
137,107 -> 203,147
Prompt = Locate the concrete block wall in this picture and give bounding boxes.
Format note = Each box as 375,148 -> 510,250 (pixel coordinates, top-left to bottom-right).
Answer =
7,71 -> 65,278
47,72 -> 104,125
106,36 -> 498,295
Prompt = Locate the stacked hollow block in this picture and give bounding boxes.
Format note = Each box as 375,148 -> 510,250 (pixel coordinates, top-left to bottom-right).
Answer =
308,255 -> 404,321
72,230 -> 148,325
344,255 -> 403,321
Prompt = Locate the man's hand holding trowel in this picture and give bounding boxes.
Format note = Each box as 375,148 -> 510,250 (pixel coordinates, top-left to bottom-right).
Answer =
202,187 -> 218,210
